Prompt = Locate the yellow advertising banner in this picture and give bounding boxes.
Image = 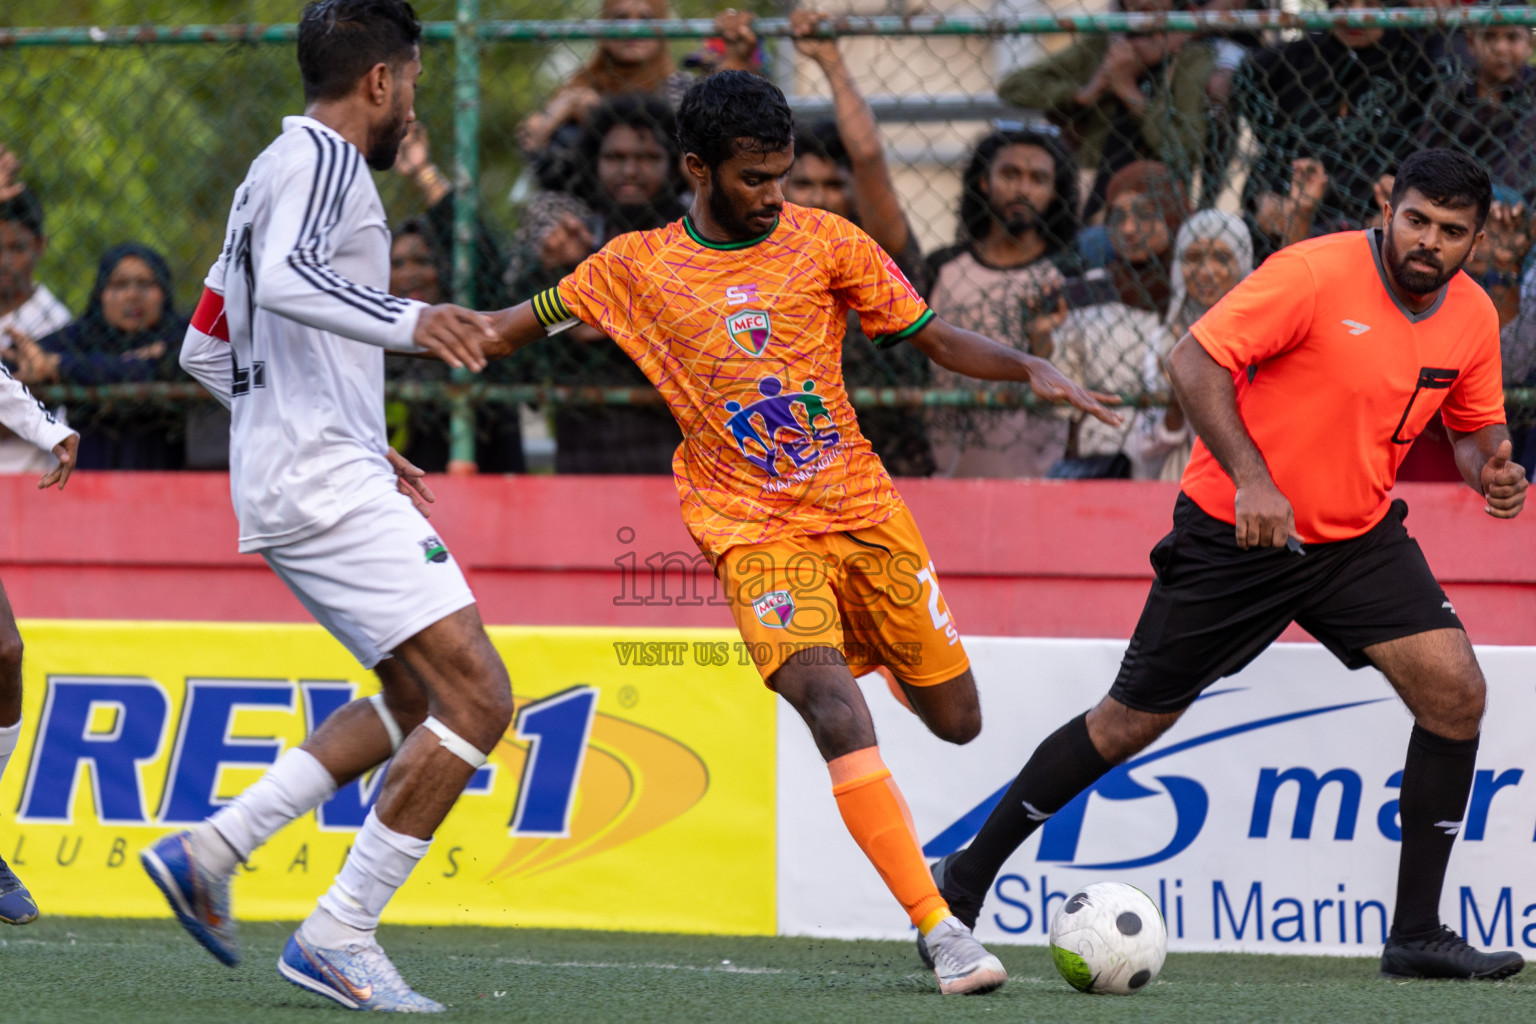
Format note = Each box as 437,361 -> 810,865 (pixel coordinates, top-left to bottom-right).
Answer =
4,621 -> 777,936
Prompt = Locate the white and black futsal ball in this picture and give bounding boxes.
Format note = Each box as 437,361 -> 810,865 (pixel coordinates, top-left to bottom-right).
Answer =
1048,881 -> 1167,994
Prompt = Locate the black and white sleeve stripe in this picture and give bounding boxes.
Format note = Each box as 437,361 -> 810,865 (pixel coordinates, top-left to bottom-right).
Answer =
283,128 -> 415,324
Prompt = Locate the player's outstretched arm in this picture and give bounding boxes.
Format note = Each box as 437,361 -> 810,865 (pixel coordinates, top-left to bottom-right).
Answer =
1167,332 -> 1297,549
481,301 -> 556,361
907,316 -> 1122,426
1449,426 -> 1527,519
0,361 -> 78,491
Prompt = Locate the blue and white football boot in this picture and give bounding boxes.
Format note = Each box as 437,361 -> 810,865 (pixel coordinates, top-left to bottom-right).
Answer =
139,831 -> 240,966
279,931 -> 446,1013
0,852 -> 38,924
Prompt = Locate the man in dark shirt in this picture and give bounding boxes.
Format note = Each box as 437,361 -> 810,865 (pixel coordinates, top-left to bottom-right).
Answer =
1420,26 -> 1536,329
1420,25 -> 1536,201
1238,6 -> 1438,255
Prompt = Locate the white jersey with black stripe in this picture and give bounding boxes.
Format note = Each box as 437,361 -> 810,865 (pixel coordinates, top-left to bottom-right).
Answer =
205,116 -> 427,552
0,361 -> 75,454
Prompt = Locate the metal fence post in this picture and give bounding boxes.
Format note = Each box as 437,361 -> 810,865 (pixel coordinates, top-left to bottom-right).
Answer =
448,0 -> 481,473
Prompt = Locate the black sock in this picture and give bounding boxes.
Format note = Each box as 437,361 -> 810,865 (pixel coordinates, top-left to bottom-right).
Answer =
1391,724 -> 1479,941
952,712 -> 1112,895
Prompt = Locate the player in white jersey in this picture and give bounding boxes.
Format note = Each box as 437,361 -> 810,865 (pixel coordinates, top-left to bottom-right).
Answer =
0,363 -> 77,926
141,2 -> 510,1012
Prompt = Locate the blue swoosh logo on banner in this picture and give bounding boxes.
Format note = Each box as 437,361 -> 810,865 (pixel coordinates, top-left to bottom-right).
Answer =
921,693 -> 1391,860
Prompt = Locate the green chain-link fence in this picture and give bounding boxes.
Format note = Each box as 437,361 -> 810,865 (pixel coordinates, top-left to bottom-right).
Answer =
4,3 -> 1536,478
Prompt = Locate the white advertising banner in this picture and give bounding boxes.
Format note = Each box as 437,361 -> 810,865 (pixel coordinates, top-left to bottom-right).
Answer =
776,638 -> 1536,956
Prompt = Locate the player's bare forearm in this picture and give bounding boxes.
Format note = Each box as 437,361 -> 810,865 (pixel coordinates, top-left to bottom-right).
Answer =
1169,333 -> 1297,547
1449,423 -> 1508,490
1450,423 -> 1527,518
910,317 -> 1039,381
910,317 -> 1122,425
482,302 -> 548,360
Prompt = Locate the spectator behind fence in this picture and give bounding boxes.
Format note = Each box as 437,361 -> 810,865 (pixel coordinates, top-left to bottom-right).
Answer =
786,8 -> 933,476
1419,27 -> 1536,329
1420,27 -> 1536,203
1052,161 -> 1190,478
516,0 -> 758,190
11,242 -> 184,469
393,123 -> 508,309
508,94 -> 684,473
997,0 -> 1214,220
1098,160 -> 1186,313
0,176 -> 72,475
925,128 -> 1078,478
389,120 -> 523,473
1128,209 -> 1253,481
1237,1 -> 1438,256
386,217 -> 526,474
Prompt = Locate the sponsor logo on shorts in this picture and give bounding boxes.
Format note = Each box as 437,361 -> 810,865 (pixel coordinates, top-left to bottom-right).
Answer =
420,536 -> 449,564
753,590 -> 795,628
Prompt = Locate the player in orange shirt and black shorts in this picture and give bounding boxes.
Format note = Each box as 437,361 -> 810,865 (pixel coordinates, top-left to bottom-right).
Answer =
485,72 -> 1121,995
926,149 -> 1530,981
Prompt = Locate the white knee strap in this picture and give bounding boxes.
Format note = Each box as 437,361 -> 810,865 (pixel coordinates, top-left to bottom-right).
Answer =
369,694 -> 404,754
422,716 -> 488,768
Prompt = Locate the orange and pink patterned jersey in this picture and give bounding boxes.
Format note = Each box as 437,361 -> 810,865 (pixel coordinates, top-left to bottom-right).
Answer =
540,204 -> 934,564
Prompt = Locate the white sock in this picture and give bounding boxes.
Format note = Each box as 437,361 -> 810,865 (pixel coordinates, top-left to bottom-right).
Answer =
191,748 -> 337,875
0,719 -> 19,789
305,808 -> 430,948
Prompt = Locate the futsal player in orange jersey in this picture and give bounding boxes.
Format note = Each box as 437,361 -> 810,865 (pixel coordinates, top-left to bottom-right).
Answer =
485,71 -> 1120,994
927,148 -> 1530,981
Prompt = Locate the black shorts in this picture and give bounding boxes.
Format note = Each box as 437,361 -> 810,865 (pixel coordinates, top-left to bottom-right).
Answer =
1109,494 -> 1463,714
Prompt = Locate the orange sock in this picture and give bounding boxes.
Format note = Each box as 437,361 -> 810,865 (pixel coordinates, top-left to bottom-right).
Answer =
828,746 -> 951,934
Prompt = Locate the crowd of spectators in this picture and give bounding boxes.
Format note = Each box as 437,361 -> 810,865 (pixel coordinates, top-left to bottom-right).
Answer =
3,6 -> 1536,479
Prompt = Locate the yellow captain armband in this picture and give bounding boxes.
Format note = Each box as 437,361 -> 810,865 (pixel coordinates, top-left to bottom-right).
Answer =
532,286 -> 580,336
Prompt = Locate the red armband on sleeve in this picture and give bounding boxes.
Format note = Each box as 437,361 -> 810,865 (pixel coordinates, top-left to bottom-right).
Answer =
190,287 -> 229,341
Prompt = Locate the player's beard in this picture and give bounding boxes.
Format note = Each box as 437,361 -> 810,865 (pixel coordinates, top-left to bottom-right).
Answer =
365,105 -> 410,172
708,184 -> 778,241
1385,221 -> 1458,295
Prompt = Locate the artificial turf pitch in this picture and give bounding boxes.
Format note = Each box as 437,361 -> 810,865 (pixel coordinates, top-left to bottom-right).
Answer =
2,918 -> 1532,1023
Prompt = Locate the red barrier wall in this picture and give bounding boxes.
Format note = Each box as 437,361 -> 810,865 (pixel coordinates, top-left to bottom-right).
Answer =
1,474 -> 1531,643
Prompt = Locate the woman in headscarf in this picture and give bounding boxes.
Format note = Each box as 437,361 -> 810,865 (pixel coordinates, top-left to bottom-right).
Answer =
1130,208 -> 1255,480
14,242 -> 186,469
1104,160 -> 1189,314
1050,162 -> 1190,477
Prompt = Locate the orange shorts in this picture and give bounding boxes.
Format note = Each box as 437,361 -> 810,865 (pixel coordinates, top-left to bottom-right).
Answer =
718,507 -> 970,687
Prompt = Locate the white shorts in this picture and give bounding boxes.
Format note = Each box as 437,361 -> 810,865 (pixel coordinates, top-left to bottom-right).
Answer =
261,489 -> 476,668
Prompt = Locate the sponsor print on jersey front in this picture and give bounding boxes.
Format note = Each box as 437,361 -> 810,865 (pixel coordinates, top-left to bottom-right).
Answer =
723,374 -> 842,486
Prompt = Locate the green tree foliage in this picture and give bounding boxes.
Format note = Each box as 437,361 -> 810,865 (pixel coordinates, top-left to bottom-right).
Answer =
4,0 -> 773,317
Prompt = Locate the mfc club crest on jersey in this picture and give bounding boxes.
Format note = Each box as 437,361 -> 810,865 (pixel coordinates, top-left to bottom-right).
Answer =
420,535 -> 449,564
753,590 -> 795,628
724,375 -> 842,480
725,309 -> 772,356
